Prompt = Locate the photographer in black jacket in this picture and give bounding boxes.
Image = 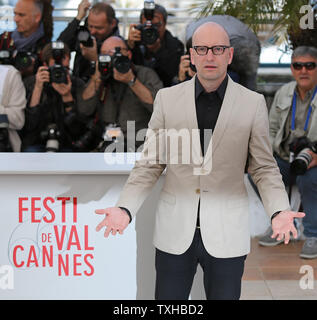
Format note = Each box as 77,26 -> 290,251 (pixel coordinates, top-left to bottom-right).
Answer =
127,2 -> 184,87
21,42 -> 100,152
58,0 -> 119,83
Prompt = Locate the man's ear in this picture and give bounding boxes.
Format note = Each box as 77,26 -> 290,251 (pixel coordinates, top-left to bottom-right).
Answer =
228,47 -> 234,65
128,50 -> 132,60
111,18 -> 117,31
35,12 -> 42,25
189,47 -> 195,66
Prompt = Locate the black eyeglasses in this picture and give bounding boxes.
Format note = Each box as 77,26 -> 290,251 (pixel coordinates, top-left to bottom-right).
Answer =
292,62 -> 316,70
193,45 -> 230,56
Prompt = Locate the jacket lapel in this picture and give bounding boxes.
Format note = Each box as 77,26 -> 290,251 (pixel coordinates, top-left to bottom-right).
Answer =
183,76 -> 204,166
203,76 -> 237,166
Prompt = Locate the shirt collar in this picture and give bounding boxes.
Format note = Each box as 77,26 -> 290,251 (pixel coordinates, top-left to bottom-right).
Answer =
195,74 -> 228,101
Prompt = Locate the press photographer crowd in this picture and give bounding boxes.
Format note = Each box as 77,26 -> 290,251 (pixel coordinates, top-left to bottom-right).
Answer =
0,0 -> 316,169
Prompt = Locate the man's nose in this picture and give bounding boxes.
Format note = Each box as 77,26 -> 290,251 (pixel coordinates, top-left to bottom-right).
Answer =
206,49 -> 215,60
300,66 -> 309,73
89,27 -> 97,35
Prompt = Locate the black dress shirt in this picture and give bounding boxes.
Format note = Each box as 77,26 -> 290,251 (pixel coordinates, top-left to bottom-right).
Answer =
195,75 -> 228,155
195,75 -> 228,227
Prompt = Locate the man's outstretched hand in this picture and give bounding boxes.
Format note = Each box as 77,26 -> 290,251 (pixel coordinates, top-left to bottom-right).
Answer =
95,207 -> 130,238
271,210 -> 305,244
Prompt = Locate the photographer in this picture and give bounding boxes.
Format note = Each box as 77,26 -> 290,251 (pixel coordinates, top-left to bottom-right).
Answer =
127,2 -> 184,87
172,38 -> 196,84
79,36 -> 162,151
0,0 -> 53,77
21,42 -> 99,152
58,1 -> 119,83
257,46 -> 317,258
0,65 -> 26,152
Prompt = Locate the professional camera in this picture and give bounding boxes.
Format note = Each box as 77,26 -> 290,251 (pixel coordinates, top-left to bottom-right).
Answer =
135,0 -> 159,45
0,50 -> 35,71
40,123 -> 61,152
289,136 -> 317,175
0,50 -> 13,65
71,118 -> 104,152
112,47 -> 131,73
0,114 -> 11,152
49,41 -> 68,84
77,26 -> 93,47
14,51 -> 34,71
97,47 -> 131,80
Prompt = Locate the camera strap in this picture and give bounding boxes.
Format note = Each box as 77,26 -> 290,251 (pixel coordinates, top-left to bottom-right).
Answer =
0,32 -> 14,51
291,86 -> 317,131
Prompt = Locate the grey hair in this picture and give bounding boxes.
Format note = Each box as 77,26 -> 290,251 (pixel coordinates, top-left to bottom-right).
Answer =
30,0 -> 43,15
292,46 -> 317,60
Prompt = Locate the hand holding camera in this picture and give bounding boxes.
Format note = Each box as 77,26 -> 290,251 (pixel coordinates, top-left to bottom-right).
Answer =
51,73 -> 73,102
128,0 -> 159,48
80,36 -> 98,62
34,66 -> 50,90
96,47 -> 131,82
289,136 -> 317,175
113,67 -> 135,84
127,24 -> 141,49
307,149 -> 317,170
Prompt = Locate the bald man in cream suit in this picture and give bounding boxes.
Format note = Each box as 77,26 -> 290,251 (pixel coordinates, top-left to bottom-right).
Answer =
95,22 -> 305,300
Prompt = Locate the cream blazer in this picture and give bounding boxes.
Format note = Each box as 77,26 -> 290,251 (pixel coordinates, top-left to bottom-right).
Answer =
0,65 -> 26,152
117,75 -> 290,258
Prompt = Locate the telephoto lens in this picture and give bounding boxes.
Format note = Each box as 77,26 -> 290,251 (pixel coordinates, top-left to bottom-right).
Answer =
290,148 -> 313,175
289,136 -> 317,175
112,47 -> 131,73
14,51 -> 33,71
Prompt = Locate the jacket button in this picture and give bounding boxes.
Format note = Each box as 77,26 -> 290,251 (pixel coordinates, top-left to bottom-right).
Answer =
196,188 -> 200,194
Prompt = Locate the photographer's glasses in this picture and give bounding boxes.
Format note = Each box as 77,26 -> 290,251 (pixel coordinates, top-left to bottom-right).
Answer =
193,45 -> 230,56
292,62 -> 317,71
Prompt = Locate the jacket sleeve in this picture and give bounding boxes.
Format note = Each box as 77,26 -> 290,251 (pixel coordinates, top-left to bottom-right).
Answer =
0,67 -> 26,130
154,37 -> 184,87
248,94 -> 290,218
136,66 -> 163,113
116,89 -> 167,217
58,18 -> 81,51
74,77 -> 99,116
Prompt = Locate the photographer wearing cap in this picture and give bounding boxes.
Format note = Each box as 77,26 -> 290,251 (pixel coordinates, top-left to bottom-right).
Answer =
21,42 -> 100,152
58,0 -> 119,83
127,1 -> 184,87
256,46 -> 317,259
0,0 -> 53,77
79,36 -> 162,151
